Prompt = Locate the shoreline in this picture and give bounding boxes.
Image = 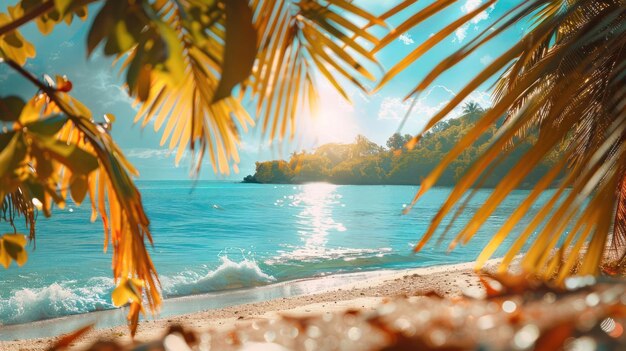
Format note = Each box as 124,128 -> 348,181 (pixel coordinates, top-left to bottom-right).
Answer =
1,260 -> 490,350
0,268 -> 402,340
239,180 -> 548,190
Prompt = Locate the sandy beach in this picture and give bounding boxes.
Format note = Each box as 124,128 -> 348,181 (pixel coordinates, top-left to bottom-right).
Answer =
1,261 -> 488,350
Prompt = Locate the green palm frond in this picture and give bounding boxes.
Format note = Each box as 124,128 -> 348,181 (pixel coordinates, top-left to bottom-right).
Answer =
378,0 -> 626,280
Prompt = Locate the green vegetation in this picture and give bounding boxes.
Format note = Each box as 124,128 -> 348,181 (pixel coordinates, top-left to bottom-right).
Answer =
379,0 -> 626,279
244,104 -> 560,188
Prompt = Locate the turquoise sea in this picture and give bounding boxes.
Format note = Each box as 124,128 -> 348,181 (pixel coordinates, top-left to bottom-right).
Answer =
0,181 -> 551,330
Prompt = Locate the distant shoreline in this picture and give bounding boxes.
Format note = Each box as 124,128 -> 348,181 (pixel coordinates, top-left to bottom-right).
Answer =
240,179 -> 551,189
241,114 -> 561,188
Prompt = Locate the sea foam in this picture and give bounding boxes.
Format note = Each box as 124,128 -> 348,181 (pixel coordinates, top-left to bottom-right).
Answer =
161,256 -> 275,296
0,278 -> 113,325
0,257 -> 276,325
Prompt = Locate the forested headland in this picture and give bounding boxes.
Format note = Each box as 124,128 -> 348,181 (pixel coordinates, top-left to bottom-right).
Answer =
243,105 -> 562,188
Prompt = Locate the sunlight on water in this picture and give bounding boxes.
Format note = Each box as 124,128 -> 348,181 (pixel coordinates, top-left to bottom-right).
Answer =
292,183 -> 345,260
0,182 -> 551,325
267,183 -> 385,266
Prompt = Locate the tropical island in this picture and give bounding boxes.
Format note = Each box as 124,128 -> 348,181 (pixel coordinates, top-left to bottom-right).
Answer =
243,103 -> 561,188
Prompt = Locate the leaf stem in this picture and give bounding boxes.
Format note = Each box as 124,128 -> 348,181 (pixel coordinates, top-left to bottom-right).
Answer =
0,1 -> 54,37
5,59 -> 101,150
0,0 -> 100,37
5,59 -> 47,92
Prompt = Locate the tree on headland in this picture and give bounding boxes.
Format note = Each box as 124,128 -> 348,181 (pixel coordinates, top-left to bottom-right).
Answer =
0,0 -> 382,334
244,111 -> 559,187
351,134 -> 383,158
386,133 -> 411,151
462,102 -> 483,116
462,102 -> 484,123
254,161 -> 294,183
377,0 -> 626,279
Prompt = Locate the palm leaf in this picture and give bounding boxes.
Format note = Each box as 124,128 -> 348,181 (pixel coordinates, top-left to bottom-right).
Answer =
245,0 -> 381,142
0,69 -> 159,335
378,0 -> 626,279
87,0 -> 382,175
1,0 -> 384,335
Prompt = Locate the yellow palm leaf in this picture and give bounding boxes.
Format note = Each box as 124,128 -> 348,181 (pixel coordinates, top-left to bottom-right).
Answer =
378,0 -> 626,279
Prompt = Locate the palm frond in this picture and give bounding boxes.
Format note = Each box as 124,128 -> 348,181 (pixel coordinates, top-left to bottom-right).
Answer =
87,0 -> 381,175
378,0 -> 626,279
245,0 -> 382,142
1,0 -> 384,334
0,66 -> 159,335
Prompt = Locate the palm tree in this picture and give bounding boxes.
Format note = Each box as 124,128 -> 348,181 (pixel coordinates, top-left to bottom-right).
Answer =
462,101 -> 484,123
0,0 -> 382,334
376,0 -> 626,280
462,102 -> 483,116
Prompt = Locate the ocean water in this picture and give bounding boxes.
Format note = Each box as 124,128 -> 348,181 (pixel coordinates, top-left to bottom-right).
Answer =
0,181 -> 551,326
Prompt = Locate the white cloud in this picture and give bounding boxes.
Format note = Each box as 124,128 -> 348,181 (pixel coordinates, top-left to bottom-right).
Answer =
0,68 -> 15,81
377,86 -> 493,131
239,140 -> 273,153
126,148 -> 173,159
49,50 -> 61,61
455,26 -> 469,42
91,69 -> 137,109
398,33 -> 415,45
126,148 -> 196,166
462,0 -> 482,12
378,97 -> 413,121
480,55 -> 493,65
464,90 -> 492,111
453,0 -> 496,43
462,0 -> 490,24
378,86 -> 455,122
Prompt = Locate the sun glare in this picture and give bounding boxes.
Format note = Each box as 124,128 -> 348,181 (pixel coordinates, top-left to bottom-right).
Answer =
301,78 -> 360,146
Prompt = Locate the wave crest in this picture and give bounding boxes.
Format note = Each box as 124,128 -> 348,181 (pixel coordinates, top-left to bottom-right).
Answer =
162,256 -> 275,296
0,279 -> 113,325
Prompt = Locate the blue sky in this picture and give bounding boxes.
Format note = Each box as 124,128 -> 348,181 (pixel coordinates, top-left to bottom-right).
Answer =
0,0 -> 526,180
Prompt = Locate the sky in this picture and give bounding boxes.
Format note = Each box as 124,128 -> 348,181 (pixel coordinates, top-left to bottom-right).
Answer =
0,0 -> 527,180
